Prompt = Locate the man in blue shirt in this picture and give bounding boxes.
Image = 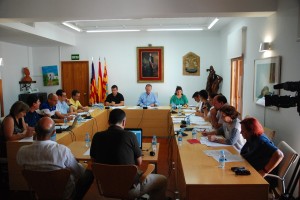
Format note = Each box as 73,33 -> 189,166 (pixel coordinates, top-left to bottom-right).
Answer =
137,84 -> 159,107
56,89 -> 75,115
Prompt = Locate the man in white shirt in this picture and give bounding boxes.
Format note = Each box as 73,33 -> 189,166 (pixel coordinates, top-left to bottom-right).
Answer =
56,89 -> 75,115
16,117 -> 93,200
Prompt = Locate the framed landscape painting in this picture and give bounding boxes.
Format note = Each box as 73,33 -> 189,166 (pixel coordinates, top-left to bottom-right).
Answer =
137,46 -> 164,83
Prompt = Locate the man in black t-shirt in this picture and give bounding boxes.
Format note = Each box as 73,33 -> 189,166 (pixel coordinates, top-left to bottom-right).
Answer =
90,109 -> 167,200
104,85 -> 124,106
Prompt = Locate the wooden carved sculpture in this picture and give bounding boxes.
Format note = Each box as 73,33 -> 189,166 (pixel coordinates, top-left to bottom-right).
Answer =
206,66 -> 223,94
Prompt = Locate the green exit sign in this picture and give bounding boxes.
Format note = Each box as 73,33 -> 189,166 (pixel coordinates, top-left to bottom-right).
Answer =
71,54 -> 80,60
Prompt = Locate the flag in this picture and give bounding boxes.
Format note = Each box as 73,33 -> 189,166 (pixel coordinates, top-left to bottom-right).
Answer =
102,59 -> 108,101
89,62 -> 97,105
97,58 -> 103,103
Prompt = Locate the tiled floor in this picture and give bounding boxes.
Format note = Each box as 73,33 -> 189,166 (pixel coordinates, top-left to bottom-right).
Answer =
1,137 -> 175,200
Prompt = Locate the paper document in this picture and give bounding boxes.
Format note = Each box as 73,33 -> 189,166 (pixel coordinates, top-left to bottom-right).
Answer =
126,106 -> 141,109
183,109 -> 196,113
83,148 -> 90,156
200,137 -> 232,147
204,149 -> 244,162
110,106 -> 125,109
19,136 -> 33,142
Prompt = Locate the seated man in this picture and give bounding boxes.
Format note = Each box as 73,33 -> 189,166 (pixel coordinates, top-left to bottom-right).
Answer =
40,93 -> 71,123
105,85 -> 124,106
16,117 -> 94,200
137,84 -> 159,107
56,89 -> 76,115
69,90 -> 89,112
211,94 -> 228,129
90,109 -> 167,200
24,94 -> 42,127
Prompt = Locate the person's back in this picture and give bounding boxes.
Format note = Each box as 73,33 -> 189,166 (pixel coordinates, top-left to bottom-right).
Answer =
90,109 -> 167,200
91,125 -> 141,165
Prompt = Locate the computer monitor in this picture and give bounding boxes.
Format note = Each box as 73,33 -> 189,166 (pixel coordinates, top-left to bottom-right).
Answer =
125,128 -> 142,149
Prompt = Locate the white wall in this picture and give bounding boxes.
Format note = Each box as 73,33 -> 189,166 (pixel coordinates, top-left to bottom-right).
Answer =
0,42 -> 33,115
33,31 -> 222,106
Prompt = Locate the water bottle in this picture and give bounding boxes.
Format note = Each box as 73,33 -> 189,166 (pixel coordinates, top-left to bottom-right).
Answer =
192,128 -> 197,139
64,116 -> 68,126
151,135 -> 157,152
178,132 -> 183,146
177,105 -> 182,116
85,133 -> 91,148
186,115 -> 191,125
219,150 -> 226,169
171,103 -> 176,111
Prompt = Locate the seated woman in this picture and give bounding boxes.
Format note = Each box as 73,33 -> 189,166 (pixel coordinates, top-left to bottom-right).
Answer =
1,101 -> 35,141
170,86 -> 188,108
202,105 -> 244,150
240,117 -> 284,178
195,90 -> 212,117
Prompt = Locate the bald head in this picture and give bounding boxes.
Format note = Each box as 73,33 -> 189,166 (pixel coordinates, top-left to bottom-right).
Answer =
35,117 -> 55,140
48,93 -> 58,106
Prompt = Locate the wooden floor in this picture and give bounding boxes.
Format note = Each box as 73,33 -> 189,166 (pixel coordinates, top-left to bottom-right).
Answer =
1,137 -> 176,200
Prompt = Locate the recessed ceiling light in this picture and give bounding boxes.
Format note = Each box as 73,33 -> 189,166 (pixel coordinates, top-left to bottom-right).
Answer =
147,28 -> 203,32
208,18 -> 219,30
62,22 -> 82,32
86,29 -> 141,33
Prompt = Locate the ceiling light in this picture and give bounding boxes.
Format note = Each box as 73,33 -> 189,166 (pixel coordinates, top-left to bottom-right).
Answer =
208,18 -> 219,30
147,28 -> 203,32
62,22 -> 82,32
86,29 -> 141,33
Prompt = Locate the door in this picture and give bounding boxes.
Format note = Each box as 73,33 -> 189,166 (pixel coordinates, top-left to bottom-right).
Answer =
230,57 -> 244,115
61,61 -> 89,106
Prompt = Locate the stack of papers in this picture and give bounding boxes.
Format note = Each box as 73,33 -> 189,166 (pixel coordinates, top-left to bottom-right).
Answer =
200,137 -> 231,147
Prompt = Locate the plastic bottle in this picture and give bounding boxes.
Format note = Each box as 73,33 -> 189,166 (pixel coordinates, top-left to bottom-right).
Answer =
177,105 -> 182,116
186,115 -> 191,125
192,128 -> 197,139
178,131 -> 183,146
64,116 -> 68,126
151,135 -> 157,152
219,150 -> 226,169
85,133 -> 91,148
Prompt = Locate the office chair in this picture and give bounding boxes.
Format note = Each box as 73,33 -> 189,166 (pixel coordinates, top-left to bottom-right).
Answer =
265,141 -> 299,196
92,163 -> 155,200
22,168 -> 71,200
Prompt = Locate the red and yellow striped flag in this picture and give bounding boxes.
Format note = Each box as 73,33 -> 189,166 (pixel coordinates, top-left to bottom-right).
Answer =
89,62 -> 97,105
97,59 -> 103,103
102,59 -> 108,102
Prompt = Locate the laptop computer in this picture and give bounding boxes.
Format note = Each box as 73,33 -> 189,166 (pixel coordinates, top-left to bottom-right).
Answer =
124,128 -> 142,149
55,115 -> 80,132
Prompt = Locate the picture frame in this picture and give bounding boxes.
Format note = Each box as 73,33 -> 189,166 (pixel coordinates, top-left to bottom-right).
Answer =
254,56 -> 281,108
42,65 -> 59,86
137,46 -> 164,82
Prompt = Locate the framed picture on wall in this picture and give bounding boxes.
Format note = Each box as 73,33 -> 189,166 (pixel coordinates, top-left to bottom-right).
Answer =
42,65 -> 59,86
254,56 -> 281,108
137,46 -> 164,82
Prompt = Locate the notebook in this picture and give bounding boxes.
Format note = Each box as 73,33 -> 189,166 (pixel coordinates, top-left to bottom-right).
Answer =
55,115 -> 80,132
125,128 -> 143,149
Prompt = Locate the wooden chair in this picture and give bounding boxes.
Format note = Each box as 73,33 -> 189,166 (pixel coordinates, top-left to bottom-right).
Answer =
264,127 -> 275,141
92,163 -> 155,200
22,168 -> 71,200
265,141 -> 299,196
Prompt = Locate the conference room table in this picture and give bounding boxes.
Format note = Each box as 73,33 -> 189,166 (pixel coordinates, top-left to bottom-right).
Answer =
68,141 -> 160,169
6,106 -> 171,190
172,122 -> 269,200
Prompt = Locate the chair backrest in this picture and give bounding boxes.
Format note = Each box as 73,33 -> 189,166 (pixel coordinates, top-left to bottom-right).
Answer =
22,168 -> 71,200
92,163 -> 138,199
277,141 -> 299,193
264,127 -> 275,141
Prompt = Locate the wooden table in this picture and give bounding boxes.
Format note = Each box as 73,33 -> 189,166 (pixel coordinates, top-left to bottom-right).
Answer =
174,131 -> 269,200
68,141 -> 160,163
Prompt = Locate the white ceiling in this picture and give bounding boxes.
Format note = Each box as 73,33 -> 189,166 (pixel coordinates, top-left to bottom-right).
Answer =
0,0 -> 277,47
